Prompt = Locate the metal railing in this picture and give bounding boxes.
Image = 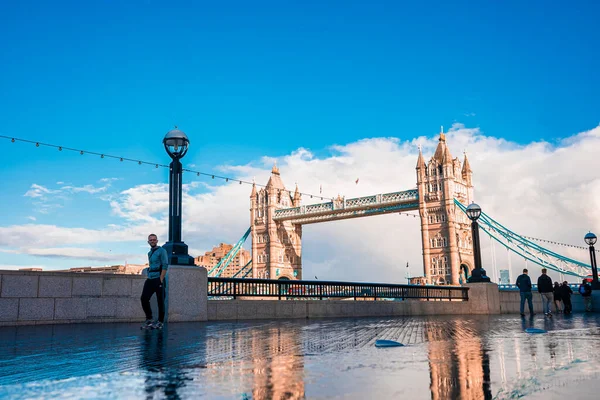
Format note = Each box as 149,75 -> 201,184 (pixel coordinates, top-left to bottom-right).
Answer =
208,278 -> 469,301
498,283 -> 580,291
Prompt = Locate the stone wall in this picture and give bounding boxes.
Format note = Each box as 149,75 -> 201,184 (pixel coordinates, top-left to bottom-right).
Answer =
0,270 -> 147,326
499,290 -> 600,314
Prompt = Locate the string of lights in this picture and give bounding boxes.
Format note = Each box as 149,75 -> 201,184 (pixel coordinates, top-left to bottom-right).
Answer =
1,134 -> 590,250
522,234 -> 599,253
0,134 -> 335,201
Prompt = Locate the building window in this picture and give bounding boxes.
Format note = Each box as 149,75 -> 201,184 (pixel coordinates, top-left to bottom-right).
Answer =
441,214 -> 446,222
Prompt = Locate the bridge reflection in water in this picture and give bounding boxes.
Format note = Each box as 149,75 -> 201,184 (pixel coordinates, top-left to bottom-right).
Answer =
0,315 -> 599,399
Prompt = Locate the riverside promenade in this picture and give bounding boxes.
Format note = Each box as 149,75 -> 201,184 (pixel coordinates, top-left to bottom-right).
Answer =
1,314 -> 599,399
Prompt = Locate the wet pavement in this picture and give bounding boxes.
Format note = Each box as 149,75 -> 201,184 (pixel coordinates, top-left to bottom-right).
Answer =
0,313 -> 599,399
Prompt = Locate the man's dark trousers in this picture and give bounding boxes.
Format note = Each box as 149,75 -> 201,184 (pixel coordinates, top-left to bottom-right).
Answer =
141,278 -> 165,322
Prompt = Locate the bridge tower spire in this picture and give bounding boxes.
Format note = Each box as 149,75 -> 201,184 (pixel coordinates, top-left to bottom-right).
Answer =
250,164 -> 302,280
417,130 -> 475,285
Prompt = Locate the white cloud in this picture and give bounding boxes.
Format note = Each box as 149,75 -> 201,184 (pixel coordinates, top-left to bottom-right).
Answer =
4,124 -> 600,280
61,184 -> 108,194
24,184 -> 61,199
24,180 -> 115,215
27,216 -> 36,221
24,247 -> 134,262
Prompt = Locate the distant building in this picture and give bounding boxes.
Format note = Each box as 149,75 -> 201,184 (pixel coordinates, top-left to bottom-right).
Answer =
195,243 -> 251,278
499,269 -> 511,284
53,264 -> 148,275
18,268 -> 43,272
409,276 -> 428,285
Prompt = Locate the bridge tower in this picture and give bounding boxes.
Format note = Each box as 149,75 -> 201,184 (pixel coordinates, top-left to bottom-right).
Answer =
416,130 -> 475,285
250,164 -> 303,280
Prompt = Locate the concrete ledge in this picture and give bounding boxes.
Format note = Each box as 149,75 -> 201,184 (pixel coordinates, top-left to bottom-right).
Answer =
18,298 -> 54,321
207,298 -> 472,321
167,266 -> 207,322
39,276 -> 72,298
2,275 -> 39,298
0,298 -> 19,321
55,298 -> 87,320
102,277 -> 131,297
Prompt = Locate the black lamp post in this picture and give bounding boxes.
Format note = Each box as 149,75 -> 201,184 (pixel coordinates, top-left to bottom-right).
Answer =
466,203 -> 490,283
584,232 -> 598,289
162,128 -> 195,266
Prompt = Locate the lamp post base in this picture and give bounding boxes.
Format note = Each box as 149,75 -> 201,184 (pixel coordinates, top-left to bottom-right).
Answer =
162,241 -> 196,266
467,267 -> 491,284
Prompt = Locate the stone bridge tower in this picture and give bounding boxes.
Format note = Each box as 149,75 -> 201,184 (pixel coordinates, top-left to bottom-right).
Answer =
250,165 -> 303,280
416,130 -> 475,285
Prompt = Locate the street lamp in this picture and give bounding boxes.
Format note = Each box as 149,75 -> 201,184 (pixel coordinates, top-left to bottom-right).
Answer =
584,232 -> 598,289
162,128 -> 195,266
466,203 -> 490,283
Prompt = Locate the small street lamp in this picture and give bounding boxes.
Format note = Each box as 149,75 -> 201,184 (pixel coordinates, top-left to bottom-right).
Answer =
162,128 -> 195,266
466,203 -> 490,283
584,232 -> 598,289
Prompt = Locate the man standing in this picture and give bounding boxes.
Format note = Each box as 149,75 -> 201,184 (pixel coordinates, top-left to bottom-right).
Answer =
579,279 -> 593,312
141,234 -> 169,329
537,268 -> 554,316
516,268 -> 534,317
561,281 -> 573,314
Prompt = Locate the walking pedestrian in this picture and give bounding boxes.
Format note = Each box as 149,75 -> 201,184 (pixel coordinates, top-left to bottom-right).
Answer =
553,282 -> 563,313
537,268 -> 554,316
516,268 -> 534,316
140,234 -> 169,329
560,281 -> 573,314
578,279 -> 593,312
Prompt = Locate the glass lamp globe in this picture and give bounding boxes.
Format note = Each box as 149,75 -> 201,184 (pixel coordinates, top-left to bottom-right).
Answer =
466,203 -> 482,221
584,232 -> 597,246
163,128 -> 189,159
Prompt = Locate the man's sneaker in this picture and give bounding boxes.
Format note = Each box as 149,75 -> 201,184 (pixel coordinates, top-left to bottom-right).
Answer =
141,319 -> 154,330
152,321 -> 164,330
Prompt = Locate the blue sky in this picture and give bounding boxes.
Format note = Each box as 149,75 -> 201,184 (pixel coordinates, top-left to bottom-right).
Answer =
0,1 -> 599,277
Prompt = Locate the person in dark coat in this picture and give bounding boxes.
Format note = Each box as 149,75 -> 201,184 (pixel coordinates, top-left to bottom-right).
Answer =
579,280 -> 593,312
537,268 -> 554,316
560,281 -> 573,314
516,268 -> 534,316
553,282 -> 563,313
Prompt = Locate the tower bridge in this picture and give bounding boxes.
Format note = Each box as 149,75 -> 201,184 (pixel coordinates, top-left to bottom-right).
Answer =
200,130 -> 593,285
249,131 -> 476,285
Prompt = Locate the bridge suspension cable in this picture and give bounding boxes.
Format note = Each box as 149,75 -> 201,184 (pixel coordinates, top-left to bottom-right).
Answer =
207,227 -> 251,278
454,199 -> 591,278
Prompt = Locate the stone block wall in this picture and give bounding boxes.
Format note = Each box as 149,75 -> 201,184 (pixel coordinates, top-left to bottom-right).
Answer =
499,290 -> 600,314
0,270 -> 147,326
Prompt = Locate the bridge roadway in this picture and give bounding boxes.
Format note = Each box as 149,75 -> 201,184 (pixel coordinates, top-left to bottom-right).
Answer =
272,188 -> 419,224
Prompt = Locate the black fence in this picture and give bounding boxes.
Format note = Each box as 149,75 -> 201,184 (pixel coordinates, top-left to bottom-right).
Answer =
208,278 -> 469,301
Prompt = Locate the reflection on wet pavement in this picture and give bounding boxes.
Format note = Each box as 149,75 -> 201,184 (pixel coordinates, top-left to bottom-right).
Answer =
0,314 -> 599,399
